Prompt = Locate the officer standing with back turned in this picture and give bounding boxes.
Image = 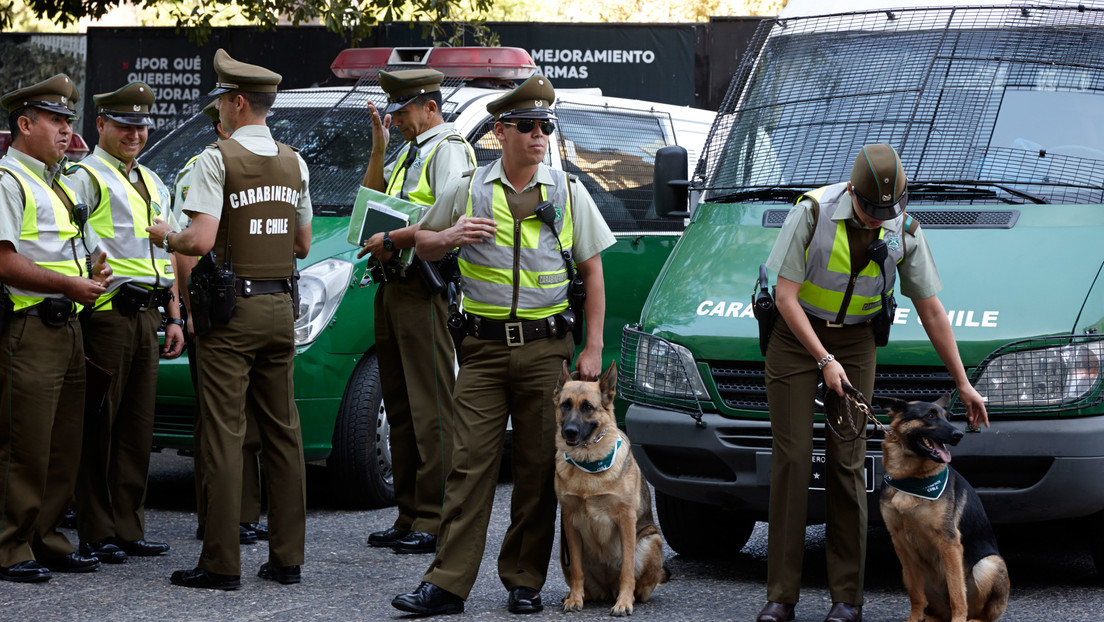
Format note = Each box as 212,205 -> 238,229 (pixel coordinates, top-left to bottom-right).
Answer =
0,74 -> 113,582
358,68 -> 474,555
67,81 -> 181,566
393,74 -> 615,616
148,48 -> 311,591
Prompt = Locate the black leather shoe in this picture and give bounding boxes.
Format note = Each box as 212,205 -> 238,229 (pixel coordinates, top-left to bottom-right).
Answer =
195,525 -> 204,540
243,522 -> 269,541
368,527 -> 410,548
41,552 -> 101,573
258,561 -> 300,584
80,541 -> 128,564
240,524 -> 258,545
507,586 -> 543,614
825,602 -> 862,622
393,531 -> 437,555
391,582 -> 464,615
111,538 -> 170,557
757,601 -> 795,622
0,560 -> 51,583
170,568 -> 241,590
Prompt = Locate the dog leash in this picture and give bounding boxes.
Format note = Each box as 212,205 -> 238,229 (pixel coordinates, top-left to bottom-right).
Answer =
824,382 -> 893,442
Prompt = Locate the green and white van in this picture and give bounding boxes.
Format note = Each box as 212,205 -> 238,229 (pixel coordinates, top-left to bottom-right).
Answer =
142,46 -> 714,508
624,0 -> 1104,567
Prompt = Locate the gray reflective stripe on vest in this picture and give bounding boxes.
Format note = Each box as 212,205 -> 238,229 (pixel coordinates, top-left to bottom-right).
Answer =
76,155 -> 172,289
459,165 -> 572,314
800,182 -> 905,323
0,157 -> 82,301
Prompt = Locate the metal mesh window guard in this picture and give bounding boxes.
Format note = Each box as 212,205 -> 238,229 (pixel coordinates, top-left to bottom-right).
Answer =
700,5 -> 1104,207
620,325 -> 706,423
966,334 -> 1104,414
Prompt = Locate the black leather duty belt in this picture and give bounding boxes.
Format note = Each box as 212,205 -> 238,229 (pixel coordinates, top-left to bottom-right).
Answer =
235,278 -> 291,297
19,298 -> 77,325
806,311 -> 866,329
466,313 -> 569,347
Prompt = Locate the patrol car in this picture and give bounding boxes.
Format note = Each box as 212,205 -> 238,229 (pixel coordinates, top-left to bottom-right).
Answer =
140,46 -> 714,508
623,0 -> 1104,568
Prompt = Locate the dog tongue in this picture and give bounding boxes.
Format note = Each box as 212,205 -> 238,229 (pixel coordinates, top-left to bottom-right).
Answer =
935,443 -> 951,464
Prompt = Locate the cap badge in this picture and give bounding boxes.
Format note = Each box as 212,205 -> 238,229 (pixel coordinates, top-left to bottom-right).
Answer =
133,105 -> 141,112
535,100 -> 544,107
882,194 -> 892,201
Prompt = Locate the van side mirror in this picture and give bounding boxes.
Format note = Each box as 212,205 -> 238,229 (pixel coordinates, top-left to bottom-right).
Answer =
653,145 -> 691,218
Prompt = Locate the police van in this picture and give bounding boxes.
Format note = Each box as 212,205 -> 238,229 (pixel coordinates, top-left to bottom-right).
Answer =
140,46 -> 714,508
622,0 -> 1104,567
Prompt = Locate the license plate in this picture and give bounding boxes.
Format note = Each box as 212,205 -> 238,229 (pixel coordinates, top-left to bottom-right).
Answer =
809,452 -> 876,492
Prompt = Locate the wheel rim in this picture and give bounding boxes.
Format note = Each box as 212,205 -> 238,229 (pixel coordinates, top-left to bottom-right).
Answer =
375,400 -> 393,486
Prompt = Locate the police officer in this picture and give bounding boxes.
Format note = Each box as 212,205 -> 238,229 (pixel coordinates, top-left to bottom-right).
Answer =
174,100 -> 268,547
0,74 -> 112,582
393,74 -> 615,616
756,143 -> 989,622
357,69 -> 474,555
66,81 -> 181,565
148,48 -> 311,591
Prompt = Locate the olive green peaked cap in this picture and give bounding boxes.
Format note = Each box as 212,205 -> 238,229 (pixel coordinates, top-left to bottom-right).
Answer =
378,69 -> 444,114
1,74 -> 79,118
94,81 -> 155,126
208,48 -> 282,96
201,100 -> 221,126
850,143 -> 908,221
486,74 -> 556,121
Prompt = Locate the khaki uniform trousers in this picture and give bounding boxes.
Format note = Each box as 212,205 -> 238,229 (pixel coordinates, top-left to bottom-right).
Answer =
195,292 -> 305,576
424,332 -> 574,598
375,275 -> 455,535
764,315 -> 876,606
0,314 -> 85,567
77,306 -> 161,543
186,336 -> 264,530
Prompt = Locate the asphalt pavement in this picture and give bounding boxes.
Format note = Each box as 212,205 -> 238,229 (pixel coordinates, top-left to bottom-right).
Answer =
2,450 -> 1103,621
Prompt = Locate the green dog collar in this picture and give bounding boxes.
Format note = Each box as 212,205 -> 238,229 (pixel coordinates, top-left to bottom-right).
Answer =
883,469 -> 949,500
564,438 -> 622,474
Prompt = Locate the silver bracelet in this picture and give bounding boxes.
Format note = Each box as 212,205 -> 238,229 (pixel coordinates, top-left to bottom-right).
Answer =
817,354 -> 836,370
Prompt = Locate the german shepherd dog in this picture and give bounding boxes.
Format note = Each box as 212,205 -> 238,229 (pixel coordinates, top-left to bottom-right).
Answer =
877,394 -> 1009,622
553,362 -> 668,616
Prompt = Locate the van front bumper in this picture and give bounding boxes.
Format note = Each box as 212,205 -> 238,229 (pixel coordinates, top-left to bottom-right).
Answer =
626,403 -> 1104,524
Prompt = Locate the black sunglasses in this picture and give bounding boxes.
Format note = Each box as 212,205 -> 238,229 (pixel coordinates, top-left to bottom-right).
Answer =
502,119 -> 556,135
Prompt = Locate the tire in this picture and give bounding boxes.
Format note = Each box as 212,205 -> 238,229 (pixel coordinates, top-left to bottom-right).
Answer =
1088,510 -> 1104,576
655,489 -> 755,557
327,353 -> 394,509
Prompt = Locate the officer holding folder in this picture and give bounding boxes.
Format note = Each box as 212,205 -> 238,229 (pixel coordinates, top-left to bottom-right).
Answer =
356,69 -> 475,555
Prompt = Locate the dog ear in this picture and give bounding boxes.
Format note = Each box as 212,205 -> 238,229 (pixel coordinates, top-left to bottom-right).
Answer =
871,396 -> 908,414
554,361 -> 572,397
934,392 -> 952,409
599,362 -> 617,406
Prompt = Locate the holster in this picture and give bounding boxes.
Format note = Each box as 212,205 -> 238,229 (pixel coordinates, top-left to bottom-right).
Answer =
414,256 -> 446,297
870,293 -> 896,347
189,252 -> 236,334
291,262 -> 301,320
568,279 -> 586,347
446,281 -> 465,348
752,264 -> 778,357
114,283 -> 172,317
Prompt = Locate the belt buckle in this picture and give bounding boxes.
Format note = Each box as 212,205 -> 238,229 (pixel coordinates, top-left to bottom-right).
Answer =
505,322 -> 525,347
826,320 -> 844,328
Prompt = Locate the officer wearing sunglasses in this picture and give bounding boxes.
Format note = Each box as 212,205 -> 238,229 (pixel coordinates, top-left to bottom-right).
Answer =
394,75 -> 615,617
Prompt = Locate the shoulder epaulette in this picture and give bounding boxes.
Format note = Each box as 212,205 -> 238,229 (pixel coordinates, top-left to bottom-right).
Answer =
904,214 -> 920,236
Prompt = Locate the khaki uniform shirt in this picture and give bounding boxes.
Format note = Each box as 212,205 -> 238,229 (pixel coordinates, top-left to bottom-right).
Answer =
0,147 -> 72,249
766,188 -> 943,300
421,160 -> 615,263
182,125 -> 312,226
382,122 -> 472,203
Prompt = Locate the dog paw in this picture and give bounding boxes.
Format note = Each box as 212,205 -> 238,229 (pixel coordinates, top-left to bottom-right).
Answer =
562,594 -> 584,612
610,600 -> 634,616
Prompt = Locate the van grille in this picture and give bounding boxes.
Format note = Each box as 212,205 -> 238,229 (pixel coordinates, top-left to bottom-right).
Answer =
707,361 -> 956,412
763,208 -> 1019,229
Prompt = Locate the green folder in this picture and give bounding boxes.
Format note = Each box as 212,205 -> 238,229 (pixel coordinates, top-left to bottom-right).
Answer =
347,186 -> 424,266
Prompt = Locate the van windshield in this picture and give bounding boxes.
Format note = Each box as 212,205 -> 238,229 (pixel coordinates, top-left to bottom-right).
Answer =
703,5 -> 1104,205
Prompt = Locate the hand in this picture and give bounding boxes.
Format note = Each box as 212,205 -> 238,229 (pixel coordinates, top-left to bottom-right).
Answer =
445,216 -> 497,248
90,251 -> 113,286
574,346 -> 603,381
356,231 -> 394,262
65,275 -> 106,306
162,322 -> 185,359
367,102 -> 392,153
146,218 -> 171,248
958,384 -> 990,429
822,359 -> 851,397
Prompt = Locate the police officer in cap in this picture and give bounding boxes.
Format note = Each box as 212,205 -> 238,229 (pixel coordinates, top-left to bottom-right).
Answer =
357,68 -> 474,555
67,81 -> 182,566
148,48 -> 311,591
393,74 -> 614,616
756,143 -> 988,622
0,74 -> 113,582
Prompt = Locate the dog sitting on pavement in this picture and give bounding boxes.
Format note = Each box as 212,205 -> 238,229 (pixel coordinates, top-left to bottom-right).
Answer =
553,362 -> 668,616
877,394 -> 1009,622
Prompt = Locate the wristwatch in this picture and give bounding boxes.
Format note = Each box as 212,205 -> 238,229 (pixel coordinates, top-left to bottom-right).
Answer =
166,318 -> 185,327
162,232 -> 174,253
382,231 -> 394,252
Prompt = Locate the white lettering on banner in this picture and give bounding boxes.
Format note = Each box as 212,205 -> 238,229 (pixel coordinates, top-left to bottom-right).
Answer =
695,301 -> 1001,327
530,48 -> 656,83
128,55 -> 203,133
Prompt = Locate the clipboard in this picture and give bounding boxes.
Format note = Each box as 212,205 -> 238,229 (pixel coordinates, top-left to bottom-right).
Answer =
347,186 -> 423,266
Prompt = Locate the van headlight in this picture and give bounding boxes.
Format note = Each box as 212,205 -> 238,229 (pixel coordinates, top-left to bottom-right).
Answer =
974,339 -> 1104,409
293,258 -> 354,346
621,328 -> 708,401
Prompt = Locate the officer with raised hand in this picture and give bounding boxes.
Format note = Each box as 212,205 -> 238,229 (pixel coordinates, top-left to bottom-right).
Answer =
756,143 -> 988,622
393,74 -> 615,616
66,81 -> 181,566
0,74 -> 113,583
357,69 -> 474,555
148,48 -> 311,591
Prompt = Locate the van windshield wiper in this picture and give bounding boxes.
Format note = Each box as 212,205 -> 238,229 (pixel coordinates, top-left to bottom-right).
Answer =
910,181 -> 1047,205
706,187 -> 809,203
